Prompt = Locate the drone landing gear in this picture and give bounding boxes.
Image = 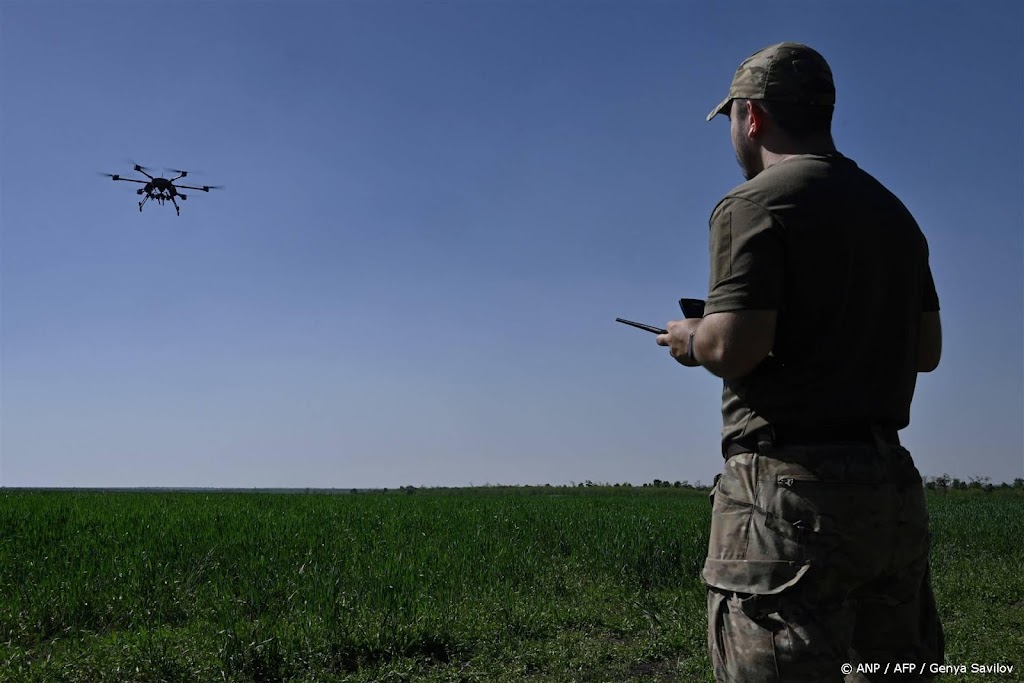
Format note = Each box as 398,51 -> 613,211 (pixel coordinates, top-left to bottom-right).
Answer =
170,196 -> 180,215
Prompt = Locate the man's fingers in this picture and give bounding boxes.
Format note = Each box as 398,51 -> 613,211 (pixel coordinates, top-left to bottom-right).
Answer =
656,334 -> 669,346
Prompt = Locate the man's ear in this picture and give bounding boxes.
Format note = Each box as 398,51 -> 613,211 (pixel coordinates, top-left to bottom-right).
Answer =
745,100 -> 764,137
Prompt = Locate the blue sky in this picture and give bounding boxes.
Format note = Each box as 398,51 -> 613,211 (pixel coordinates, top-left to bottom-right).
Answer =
1,0 -> 1021,488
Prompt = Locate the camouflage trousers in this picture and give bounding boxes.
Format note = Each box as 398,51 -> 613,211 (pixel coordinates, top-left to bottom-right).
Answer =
703,443 -> 945,682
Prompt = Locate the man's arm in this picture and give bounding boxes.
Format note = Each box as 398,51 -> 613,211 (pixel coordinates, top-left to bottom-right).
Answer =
657,197 -> 781,375
658,310 -> 777,380
694,310 -> 777,380
918,311 -> 941,372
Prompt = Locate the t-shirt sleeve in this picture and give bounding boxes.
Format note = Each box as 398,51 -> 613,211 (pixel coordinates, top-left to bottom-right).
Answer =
704,196 -> 784,315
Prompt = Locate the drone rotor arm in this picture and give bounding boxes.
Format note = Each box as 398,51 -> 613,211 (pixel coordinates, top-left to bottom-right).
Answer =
131,164 -> 156,179
101,174 -> 147,184
176,183 -> 223,192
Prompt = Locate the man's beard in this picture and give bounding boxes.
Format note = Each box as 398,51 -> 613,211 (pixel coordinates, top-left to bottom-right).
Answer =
734,137 -> 762,180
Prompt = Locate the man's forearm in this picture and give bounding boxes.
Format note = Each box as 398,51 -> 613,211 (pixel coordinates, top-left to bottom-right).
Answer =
691,321 -> 739,379
692,311 -> 777,380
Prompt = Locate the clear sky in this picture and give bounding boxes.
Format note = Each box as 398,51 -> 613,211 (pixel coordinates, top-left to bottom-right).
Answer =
1,1 -> 1021,488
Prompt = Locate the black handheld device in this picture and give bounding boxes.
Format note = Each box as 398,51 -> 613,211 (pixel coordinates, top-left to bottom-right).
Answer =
614,318 -> 667,335
679,298 -> 705,318
616,298 -> 704,335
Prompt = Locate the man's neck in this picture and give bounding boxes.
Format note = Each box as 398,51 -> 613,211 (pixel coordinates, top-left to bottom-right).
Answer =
761,145 -> 839,170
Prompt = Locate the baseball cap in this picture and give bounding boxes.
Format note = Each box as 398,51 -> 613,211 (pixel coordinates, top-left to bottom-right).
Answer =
706,42 -> 835,122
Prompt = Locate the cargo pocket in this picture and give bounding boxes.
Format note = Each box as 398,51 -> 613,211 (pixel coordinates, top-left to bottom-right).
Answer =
702,557 -> 810,596
702,463 -> 817,596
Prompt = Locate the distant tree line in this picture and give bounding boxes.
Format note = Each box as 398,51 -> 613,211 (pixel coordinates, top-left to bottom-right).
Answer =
388,481 -> 713,494
923,474 -> 1024,494
568,479 -> 709,489
371,477 -> 1024,496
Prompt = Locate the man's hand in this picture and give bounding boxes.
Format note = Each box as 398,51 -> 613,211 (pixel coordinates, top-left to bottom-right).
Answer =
656,318 -> 702,367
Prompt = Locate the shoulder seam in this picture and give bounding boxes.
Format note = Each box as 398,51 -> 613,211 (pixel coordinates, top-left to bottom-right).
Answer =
712,195 -> 786,230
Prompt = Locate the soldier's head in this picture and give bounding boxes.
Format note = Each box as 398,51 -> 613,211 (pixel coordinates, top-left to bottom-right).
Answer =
708,43 -> 836,179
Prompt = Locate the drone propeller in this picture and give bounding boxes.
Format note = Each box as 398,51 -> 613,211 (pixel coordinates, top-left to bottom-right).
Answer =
179,182 -> 225,192
99,172 -> 120,179
166,168 -> 190,177
122,160 -> 156,176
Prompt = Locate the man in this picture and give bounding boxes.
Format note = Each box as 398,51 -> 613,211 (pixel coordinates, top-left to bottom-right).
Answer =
656,43 -> 944,681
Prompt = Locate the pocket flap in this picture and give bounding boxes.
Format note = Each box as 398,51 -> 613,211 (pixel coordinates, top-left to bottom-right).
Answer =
702,558 -> 810,595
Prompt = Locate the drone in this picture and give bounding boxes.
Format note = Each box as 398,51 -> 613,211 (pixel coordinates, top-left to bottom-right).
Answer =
101,164 -> 222,215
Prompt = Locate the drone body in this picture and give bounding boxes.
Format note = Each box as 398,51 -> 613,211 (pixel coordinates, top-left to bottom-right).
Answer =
102,164 -> 222,215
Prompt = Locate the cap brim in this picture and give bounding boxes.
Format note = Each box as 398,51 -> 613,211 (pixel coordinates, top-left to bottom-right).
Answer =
706,95 -> 732,122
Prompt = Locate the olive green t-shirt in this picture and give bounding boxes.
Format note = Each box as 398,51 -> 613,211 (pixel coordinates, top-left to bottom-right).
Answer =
705,153 -> 939,453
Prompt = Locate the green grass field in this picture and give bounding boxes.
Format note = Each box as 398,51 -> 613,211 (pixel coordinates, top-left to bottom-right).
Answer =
1,488 -> 1021,682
